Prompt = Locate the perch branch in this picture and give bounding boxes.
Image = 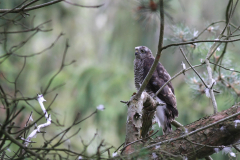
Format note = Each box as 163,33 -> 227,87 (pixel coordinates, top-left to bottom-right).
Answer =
122,105 -> 240,159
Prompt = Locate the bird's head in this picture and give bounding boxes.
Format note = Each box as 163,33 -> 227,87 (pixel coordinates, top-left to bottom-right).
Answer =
135,46 -> 153,59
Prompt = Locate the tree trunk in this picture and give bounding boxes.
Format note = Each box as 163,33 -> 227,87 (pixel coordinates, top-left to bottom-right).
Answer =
123,92 -> 158,154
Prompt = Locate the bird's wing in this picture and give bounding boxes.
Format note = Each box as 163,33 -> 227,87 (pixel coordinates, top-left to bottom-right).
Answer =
151,75 -> 177,108
143,58 -> 178,117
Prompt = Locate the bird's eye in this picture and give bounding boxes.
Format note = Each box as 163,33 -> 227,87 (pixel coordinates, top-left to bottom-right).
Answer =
140,49 -> 144,53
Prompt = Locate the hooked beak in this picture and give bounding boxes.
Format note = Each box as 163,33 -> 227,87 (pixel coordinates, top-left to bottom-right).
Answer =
135,49 -> 138,55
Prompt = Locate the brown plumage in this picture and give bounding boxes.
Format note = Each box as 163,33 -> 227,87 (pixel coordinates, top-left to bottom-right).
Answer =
134,46 -> 178,134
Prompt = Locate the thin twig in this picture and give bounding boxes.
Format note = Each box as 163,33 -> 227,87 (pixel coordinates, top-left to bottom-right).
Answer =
64,0 -> 104,8
0,0 -> 29,17
114,142 -> 125,153
155,63 -> 204,96
0,0 -> 63,13
14,57 -> 26,98
161,38 -> 240,51
191,21 -> 225,41
0,0 -> 103,13
0,130 -> 44,160
233,145 -> 240,152
120,130 -> 159,153
180,48 -> 208,88
210,61 -> 240,73
42,39 -> 69,94
0,21 -> 52,34
135,0 -> 165,99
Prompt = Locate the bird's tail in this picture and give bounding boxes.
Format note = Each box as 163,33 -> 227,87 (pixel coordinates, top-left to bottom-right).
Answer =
156,105 -> 172,135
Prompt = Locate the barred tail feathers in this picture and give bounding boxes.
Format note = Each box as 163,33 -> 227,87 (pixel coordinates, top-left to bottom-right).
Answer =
156,105 -> 172,135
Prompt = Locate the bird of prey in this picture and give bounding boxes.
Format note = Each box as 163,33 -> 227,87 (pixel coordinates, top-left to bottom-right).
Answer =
134,46 -> 178,134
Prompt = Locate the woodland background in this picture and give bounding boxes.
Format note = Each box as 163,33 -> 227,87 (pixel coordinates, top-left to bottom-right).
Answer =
1,0 -> 240,159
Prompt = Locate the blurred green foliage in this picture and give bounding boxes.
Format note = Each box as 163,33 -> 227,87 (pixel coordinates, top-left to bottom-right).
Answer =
1,0 -> 240,159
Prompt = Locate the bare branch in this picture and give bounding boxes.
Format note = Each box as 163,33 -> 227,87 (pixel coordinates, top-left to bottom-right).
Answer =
0,20 -> 52,34
121,130 -> 159,153
210,61 -> 240,73
0,0 -> 29,17
64,0 -> 104,8
0,0 -> 63,14
42,39 -> 70,95
155,63 -> 204,96
0,0 -> 104,14
0,129 -> 44,160
180,48 -> 208,88
16,33 -> 63,58
191,21 -> 225,40
135,0 -> 165,99
14,57 -> 26,98
161,38 -> 240,51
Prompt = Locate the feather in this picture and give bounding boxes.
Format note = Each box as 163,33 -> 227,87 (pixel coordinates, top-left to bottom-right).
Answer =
134,46 -> 178,134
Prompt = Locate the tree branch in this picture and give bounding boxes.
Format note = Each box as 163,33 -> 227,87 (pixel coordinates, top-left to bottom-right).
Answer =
155,63 -> 204,96
135,0 -> 165,99
0,0 -> 104,14
180,48 -> 208,88
64,0 -> 104,8
0,130 -> 44,160
122,104 -> 240,159
0,0 -> 63,13
161,38 -> 240,51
